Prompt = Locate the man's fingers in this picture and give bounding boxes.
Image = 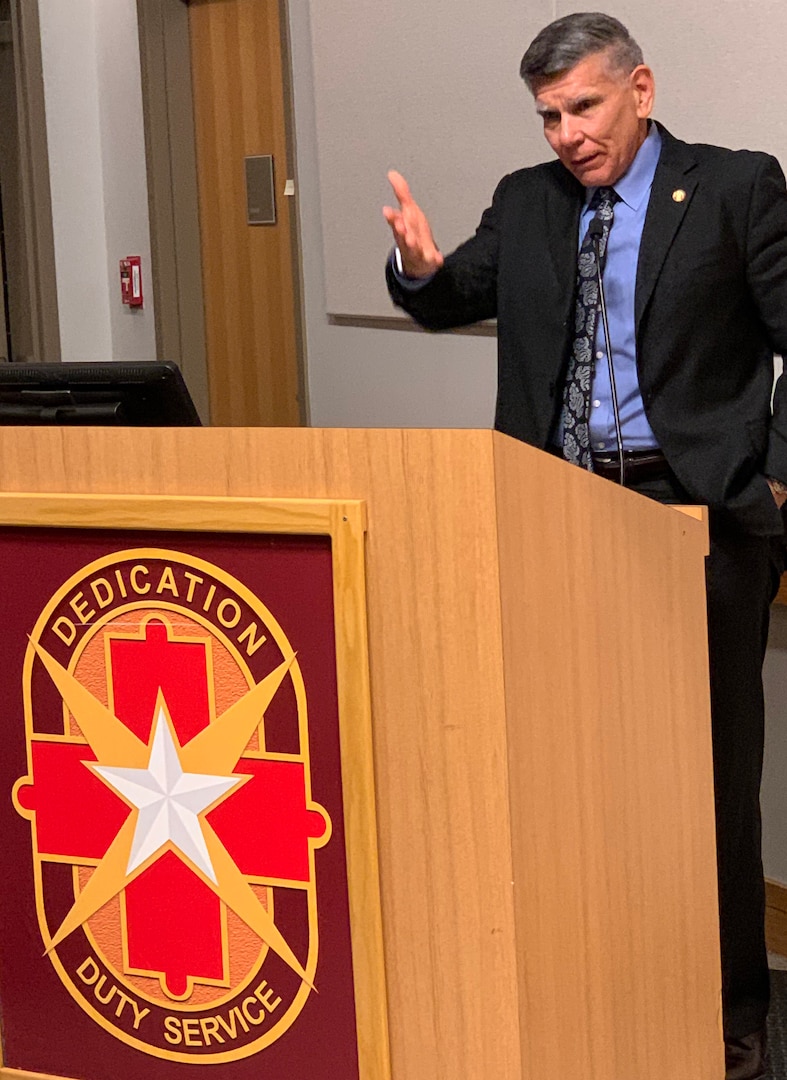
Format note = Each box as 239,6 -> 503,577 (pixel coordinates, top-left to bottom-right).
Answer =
384,205 -> 420,248
383,207 -> 407,246
384,217 -> 425,258
387,169 -> 413,207
384,172 -> 442,276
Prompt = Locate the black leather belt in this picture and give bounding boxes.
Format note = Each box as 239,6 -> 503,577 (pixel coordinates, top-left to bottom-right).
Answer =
591,448 -> 669,483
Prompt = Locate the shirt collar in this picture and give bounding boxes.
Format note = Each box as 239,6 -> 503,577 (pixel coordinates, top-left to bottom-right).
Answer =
585,122 -> 662,212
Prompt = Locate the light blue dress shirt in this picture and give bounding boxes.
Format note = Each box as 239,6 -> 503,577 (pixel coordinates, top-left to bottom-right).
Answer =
581,123 -> 661,452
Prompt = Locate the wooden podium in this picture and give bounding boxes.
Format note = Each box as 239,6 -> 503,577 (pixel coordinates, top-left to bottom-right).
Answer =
0,426 -> 722,1080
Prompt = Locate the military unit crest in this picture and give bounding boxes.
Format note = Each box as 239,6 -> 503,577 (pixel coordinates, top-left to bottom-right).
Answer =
12,549 -> 331,1063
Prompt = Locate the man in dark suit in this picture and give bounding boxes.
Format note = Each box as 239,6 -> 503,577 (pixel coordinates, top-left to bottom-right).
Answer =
384,13 -> 787,1080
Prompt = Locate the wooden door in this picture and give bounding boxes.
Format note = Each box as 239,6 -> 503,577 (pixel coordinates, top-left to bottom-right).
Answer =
188,0 -> 302,426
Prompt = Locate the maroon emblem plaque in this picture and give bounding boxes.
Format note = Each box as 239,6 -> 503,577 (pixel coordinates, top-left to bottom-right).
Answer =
0,496 -> 389,1080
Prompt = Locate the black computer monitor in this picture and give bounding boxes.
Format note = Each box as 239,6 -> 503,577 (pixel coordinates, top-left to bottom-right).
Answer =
0,361 -> 201,426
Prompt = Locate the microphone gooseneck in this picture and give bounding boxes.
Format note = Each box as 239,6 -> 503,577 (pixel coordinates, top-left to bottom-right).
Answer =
589,214 -> 625,485
587,215 -> 604,243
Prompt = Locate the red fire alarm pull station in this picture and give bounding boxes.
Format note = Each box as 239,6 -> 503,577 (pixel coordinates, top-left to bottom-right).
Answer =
119,256 -> 143,307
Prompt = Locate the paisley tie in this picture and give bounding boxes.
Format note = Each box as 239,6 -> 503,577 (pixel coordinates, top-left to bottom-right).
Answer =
561,186 -> 617,470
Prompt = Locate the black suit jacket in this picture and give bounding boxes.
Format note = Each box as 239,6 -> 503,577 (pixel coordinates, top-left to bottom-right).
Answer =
387,125 -> 787,536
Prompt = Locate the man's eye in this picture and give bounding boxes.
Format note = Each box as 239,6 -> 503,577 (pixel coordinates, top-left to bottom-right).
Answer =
542,112 -> 559,126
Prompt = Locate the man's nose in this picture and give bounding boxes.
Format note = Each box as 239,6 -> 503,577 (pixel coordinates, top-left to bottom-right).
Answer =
558,116 -> 583,147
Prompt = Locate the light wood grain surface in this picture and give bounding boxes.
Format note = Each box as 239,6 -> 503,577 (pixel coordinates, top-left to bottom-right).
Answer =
494,437 -> 721,1080
0,427 -> 720,1080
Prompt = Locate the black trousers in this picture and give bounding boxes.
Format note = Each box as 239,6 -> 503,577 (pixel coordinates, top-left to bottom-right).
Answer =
626,467 -> 783,1039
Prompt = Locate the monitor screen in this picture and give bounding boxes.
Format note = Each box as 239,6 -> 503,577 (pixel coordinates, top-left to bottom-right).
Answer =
0,361 -> 201,426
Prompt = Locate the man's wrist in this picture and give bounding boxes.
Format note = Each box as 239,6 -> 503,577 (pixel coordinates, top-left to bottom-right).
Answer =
390,248 -> 436,290
394,246 -> 439,281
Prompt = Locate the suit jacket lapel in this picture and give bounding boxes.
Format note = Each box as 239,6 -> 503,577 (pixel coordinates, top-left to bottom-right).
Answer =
544,162 -> 583,294
635,125 -> 698,332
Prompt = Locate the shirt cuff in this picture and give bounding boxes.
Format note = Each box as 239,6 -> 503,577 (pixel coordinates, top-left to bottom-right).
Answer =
390,248 -> 436,290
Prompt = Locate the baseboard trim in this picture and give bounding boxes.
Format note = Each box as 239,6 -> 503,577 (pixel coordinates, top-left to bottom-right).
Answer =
766,879 -> 787,955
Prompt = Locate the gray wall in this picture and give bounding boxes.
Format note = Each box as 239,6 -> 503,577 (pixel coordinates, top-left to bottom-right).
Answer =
38,0 -> 155,362
308,0 -> 549,318
288,2 -> 498,430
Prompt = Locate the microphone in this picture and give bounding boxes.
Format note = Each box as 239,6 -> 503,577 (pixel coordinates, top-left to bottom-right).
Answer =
588,214 -> 625,485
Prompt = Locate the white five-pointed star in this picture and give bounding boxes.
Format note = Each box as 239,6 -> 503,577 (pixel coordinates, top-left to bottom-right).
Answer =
92,704 -> 243,883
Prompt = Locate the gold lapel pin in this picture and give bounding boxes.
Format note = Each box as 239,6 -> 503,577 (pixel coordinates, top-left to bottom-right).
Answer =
672,188 -> 687,203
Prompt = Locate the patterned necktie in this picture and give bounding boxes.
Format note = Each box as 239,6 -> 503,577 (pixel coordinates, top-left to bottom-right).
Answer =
561,186 -> 617,470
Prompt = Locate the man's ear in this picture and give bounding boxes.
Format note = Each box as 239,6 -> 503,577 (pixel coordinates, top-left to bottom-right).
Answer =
631,64 -> 655,119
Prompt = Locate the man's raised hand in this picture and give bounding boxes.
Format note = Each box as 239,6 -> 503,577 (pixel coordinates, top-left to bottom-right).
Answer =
383,170 -> 444,279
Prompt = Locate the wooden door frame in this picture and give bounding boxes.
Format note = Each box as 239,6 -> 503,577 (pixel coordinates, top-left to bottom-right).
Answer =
278,0 -> 309,425
8,0 -> 60,364
136,0 -> 209,421
136,0 -> 309,425
0,181 -> 10,362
